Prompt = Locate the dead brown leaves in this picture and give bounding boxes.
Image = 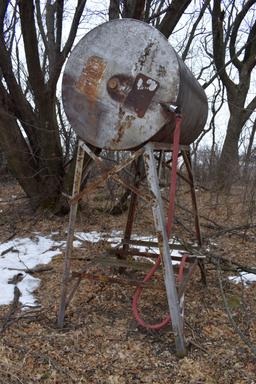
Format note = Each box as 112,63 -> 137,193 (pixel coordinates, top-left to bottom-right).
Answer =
0,180 -> 255,383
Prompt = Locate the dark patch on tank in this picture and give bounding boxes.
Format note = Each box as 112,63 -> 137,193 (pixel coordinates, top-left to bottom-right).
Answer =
112,106 -> 126,144
136,41 -> 154,71
157,65 -> 167,77
124,73 -> 159,118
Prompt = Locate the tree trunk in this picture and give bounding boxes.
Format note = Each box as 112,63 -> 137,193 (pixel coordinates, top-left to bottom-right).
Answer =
217,113 -> 243,190
34,93 -> 65,208
0,93 -> 66,210
0,109 -> 42,206
243,118 -> 256,180
109,0 -> 119,20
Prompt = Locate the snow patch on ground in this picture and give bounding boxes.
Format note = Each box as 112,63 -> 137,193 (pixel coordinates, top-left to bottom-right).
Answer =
75,230 -> 123,245
0,230 -> 183,308
0,235 -> 64,307
228,272 -> 256,286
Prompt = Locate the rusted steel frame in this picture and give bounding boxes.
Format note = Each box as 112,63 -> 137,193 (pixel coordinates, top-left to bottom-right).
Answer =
82,143 -> 150,202
182,149 -> 206,285
58,140 -> 85,328
81,144 -> 149,203
71,271 -> 164,290
122,155 -> 144,257
121,238 -> 199,250
72,172 -> 110,203
150,142 -> 190,152
69,263 -> 197,294
80,142 -> 103,163
176,171 -> 191,186
157,150 -> 163,178
71,145 -> 144,203
178,260 -> 198,298
113,248 -> 202,263
161,158 -> 192,186
122,239 -> 199,252
181,149 -> 201,245
65,277 -> 82,309
122,191 -> 137,254
68,261 -> 197,298
197,257 -> 207,285
115,248 -> 158,258
85,254 -> 162,272
111,173 -> 151,203
143,143 -> 186,357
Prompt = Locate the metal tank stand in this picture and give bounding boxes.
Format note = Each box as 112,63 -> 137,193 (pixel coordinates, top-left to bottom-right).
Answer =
57,116 -> 205,358
143,143 -> 186,355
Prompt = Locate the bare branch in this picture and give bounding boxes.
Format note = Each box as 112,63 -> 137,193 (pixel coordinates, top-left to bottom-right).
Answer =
230,0 -> 256,71
244,95 -> 256,121
18,0 -> 45,102
46,0 -> 56,74
56,0 -> 64,52
109,0 -> 120,20
158,0 -> 192,38
146,2 -> 168,23
0,0 -> 9,32
35,0 -> 48,52
243,18 -> 256,71
62,0 -> 87,59
211,0 -> 235,92
182,0 -> 211,61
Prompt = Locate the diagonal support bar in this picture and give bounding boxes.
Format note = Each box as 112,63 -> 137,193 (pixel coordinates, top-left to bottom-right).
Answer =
182,149 -> 206,284
71,144 -> 144,203
58,140 -> 85,328
143,143 -> 186,357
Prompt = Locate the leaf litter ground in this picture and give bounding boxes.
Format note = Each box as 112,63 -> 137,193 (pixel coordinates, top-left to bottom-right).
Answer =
0,180 -> 255,383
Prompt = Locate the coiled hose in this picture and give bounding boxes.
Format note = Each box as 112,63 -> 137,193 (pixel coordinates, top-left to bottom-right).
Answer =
132,114 -> 185,330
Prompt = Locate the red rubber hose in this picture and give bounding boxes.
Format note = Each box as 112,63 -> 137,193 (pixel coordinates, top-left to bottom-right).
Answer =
132,114 -> 184,330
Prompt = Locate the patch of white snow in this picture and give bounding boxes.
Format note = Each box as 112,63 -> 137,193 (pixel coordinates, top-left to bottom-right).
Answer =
0,230 -> 183,308
0,235 -> 64,307
229,272 -> 256,286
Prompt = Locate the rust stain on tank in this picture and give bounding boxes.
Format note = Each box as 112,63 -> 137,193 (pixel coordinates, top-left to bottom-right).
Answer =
136,42 -> 154,71
112,107 -> 126,144
75,56 -> 106,103
112,109 -> 136,145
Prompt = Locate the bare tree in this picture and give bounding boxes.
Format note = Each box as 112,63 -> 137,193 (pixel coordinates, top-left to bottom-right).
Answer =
4,0 -> 250,212
0,0 -> 87,211
211,0 -> 256,190
109,0 -> 193,39
0,0 -> 197,212
243,117 -> 256,180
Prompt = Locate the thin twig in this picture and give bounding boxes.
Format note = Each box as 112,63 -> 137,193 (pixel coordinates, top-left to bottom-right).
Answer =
0,286 -> 21,334
216,260 -> 256,357
212,223 -> 256,238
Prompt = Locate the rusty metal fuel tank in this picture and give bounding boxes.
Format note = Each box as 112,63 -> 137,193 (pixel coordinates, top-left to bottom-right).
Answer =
62,19 -> 208,150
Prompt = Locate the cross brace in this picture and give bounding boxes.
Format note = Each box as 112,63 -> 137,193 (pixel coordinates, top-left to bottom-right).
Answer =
57,122 -> 205,357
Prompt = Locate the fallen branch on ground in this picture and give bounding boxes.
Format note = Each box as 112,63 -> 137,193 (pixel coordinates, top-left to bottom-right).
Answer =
210,223 -> 256,238
217,261 -> 256,357
0,286 -> 21,334
7,265 -> 53,274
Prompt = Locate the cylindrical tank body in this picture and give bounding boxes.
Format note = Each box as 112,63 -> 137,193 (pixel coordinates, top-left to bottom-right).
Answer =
62,19 -> 208,150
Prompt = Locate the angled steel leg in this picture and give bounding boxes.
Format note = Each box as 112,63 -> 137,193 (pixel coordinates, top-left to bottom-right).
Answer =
58,140 -> 85,327
182,149 -> 206,285
143,143 -> 186,357
122,156 -> 144,252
